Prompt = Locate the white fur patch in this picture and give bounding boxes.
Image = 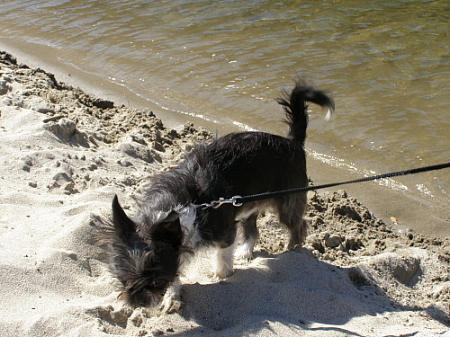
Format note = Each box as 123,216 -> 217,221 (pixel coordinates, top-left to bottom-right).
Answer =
325,107 -> 334,121
235,205 -> 260,222
178,205 -> 196,230
235,237 -> 256,261
213,243 -> 235,279
178,205 -> 201,248
148,209 -> 168,224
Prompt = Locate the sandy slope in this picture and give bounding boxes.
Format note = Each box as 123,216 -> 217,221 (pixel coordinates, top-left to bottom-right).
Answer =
0,51 -> 449,337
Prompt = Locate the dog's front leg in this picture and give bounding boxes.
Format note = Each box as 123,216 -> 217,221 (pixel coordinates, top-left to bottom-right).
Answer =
160,276 -> 182,314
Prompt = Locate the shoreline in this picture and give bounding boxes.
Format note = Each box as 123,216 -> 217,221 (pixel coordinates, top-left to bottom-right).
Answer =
1,50 -> 449,336
1,39 -> 448,238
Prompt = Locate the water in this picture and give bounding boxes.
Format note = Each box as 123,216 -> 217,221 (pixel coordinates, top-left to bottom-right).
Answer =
0,0 -> 449,234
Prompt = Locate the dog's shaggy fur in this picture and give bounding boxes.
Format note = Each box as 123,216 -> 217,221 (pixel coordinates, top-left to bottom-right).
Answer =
97,81 -> 334,312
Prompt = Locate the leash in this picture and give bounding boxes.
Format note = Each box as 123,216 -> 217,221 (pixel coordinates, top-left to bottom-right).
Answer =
194,161 -> 450,209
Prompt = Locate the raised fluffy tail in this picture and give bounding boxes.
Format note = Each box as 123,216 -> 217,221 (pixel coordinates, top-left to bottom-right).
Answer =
276,81 -> 334,143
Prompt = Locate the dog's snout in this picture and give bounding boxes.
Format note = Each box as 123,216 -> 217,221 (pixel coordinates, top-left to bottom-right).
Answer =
129,290 -> 152,308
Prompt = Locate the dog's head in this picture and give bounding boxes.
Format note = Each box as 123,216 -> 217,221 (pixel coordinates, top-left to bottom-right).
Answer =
102,195 -> 184,308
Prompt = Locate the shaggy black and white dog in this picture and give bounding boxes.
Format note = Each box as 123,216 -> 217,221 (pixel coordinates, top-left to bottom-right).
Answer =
98,81 -> 334,312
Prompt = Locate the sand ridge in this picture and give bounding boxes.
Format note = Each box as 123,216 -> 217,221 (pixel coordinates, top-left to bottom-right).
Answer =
0,51 -> 449,336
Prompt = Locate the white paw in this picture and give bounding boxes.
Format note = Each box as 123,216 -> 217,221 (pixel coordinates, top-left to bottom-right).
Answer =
159,298 -> 183,314
213,244 -> 235,279
159,294 -> 183,314
235,242 -> 254,262
213,266 -> 234,280
235,236 -> 256,262
159,278 -> 182,314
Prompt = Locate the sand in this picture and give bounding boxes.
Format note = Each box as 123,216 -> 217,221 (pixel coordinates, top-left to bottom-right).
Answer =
0,51 -> 449,337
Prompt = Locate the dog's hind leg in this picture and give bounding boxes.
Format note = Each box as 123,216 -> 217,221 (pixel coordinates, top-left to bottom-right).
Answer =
285,218 -> 308,250
276,194 -> 308,250
235,213 -> 258,261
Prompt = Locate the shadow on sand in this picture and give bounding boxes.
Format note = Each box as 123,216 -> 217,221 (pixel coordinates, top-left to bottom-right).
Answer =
166,249 -> 448,336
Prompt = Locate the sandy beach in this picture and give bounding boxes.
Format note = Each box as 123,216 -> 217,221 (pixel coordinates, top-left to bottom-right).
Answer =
0,51 -> 449,336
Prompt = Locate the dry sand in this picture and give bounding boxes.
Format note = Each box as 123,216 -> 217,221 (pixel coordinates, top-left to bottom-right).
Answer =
0,51 -> 449,337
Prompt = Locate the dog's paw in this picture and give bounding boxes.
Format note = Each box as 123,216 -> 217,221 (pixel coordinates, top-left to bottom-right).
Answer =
159,281 -> 183,314
287,242 -> 303,252
159,293 -> 183,314
235,245 -> 253,262
159,297 -> 183,314
235,238 -> 256,262
213,255 -> 234,279
212,266 -> 234,280
213,245 -> 235,279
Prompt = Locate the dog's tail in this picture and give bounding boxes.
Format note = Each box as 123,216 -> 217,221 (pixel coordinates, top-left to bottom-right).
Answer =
276,81 -> 334,143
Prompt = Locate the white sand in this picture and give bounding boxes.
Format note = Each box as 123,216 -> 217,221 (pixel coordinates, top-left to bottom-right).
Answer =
0,52 -> 449,336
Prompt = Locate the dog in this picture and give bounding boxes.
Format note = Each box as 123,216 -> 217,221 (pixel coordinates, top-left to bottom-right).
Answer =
97,81 -> 334,313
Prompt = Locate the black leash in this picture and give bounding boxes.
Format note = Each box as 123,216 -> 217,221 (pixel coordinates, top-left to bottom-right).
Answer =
195,161 -> 450,209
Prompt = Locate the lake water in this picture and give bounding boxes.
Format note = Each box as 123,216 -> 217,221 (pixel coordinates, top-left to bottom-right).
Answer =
0,0 -> 449,235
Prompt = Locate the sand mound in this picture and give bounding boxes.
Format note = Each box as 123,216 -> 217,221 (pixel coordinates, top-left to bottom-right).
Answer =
0,51 -> 449,336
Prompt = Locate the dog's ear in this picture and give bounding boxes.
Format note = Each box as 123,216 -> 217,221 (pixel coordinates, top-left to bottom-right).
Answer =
152,211 -> 183,249
112,195 -> 137,240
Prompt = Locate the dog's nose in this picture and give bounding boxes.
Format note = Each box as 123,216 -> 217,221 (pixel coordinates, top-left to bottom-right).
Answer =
130,292 -> 151,308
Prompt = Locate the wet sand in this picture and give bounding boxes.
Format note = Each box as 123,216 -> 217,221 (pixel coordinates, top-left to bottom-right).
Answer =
2,38 -> 448,239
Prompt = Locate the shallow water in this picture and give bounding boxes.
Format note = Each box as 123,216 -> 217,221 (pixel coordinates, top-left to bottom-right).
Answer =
0,0 -> 449,233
